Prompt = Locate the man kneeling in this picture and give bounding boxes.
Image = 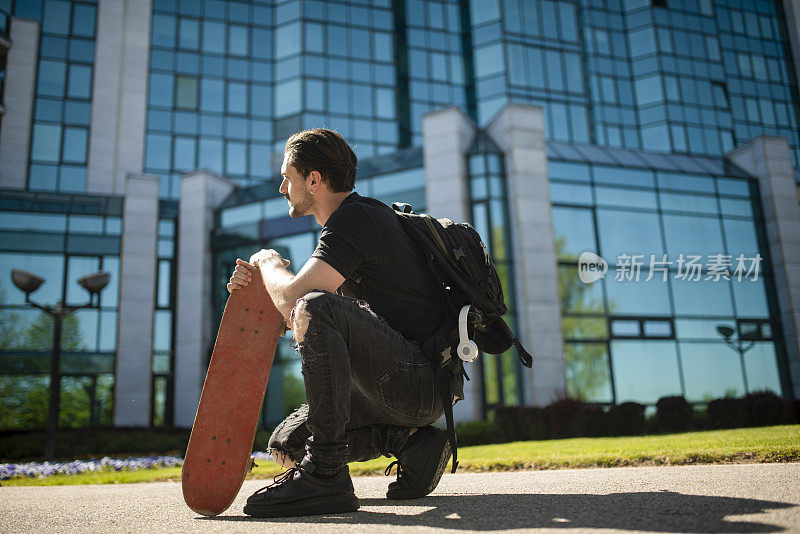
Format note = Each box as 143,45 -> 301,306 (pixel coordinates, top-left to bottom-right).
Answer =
227,129 -> 456,518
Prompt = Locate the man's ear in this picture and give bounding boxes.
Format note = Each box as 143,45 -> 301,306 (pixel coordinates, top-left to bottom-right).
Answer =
308,170 -> 323,193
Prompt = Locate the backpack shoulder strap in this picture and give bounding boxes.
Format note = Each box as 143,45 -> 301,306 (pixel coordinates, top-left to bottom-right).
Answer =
436,365 -> 459,474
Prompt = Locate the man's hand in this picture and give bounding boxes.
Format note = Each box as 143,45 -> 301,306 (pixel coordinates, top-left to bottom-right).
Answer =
226,259 -> 255,294
249,249 -> 291,270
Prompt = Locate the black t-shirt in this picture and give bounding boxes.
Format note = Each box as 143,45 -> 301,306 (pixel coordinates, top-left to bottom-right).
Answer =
311,192 -> 447,343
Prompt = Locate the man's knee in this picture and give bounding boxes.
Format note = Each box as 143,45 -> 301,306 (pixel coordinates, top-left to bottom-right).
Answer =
291,291 -> 334,343
268,404 -> 310,464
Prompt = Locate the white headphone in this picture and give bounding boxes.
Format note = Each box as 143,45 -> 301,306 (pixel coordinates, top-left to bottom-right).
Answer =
456,305 -> 479,363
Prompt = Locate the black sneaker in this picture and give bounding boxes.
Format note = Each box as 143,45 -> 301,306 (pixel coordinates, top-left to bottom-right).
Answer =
243,458 -> 359,518
385,426 -> 452,500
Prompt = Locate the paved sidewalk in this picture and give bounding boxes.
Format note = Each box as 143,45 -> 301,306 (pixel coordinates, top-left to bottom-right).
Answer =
2,463 -> 799,533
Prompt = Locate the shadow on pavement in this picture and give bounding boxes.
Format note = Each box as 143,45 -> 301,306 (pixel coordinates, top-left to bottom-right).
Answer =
202,491 -> 795,532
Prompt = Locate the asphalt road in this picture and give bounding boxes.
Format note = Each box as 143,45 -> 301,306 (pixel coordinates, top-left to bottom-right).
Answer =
2,463 -> 799,533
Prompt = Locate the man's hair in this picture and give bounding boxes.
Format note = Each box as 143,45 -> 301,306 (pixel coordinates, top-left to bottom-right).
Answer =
284,129 -> 357,193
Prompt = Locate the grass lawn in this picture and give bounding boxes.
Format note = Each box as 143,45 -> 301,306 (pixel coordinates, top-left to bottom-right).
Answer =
3,424 -> 798,487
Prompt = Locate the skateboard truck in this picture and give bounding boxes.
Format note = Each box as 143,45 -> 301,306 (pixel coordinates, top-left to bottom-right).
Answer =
456,305 -> 479,363
246,456 -> 258,473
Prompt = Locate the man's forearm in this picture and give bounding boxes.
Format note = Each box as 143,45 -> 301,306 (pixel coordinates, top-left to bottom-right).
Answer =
258,262 -> 297,321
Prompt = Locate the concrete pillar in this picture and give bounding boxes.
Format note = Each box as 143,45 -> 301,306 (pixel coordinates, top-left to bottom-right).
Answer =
486,103 -> 566,406
421,106 -> 482,422
783,1 -> 800,103
114,174 -> 160,426
726,136 -> 800,398
174,170 -> 233,428
87,0 -> 151,194
422,107 -> 476,223
0,18 -> 39,189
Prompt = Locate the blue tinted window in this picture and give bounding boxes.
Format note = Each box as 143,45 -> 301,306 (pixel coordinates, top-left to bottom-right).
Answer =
152,14 -> 176,47
611,340 -> 681,403
635,75 -> 663,106
351,28 -> 371,61
564,53 -> 583,93
662,213 -> 724,256
173,111 -> 197,134
597,208 -> 664,260
145,133 -> 172,169
41,36 -> 69,59
374,32 -> 392,62
679,342 -> 745,401
69,39 -> 95,62
31,123 -> 62,163
473,43 -> 504,78
641,124 -> 670,152
67,64 -> 92,99
229,25 -> 249,56
36,99 -> 63,122
179,18 -> 199,49
559,2 -> 577,41
173,137 -> 196,170
149,73 -> 174,108
226,115 -> 248,139
201,79 -> 224,112
59,166 -> 85,192
252,28 -> 271,59
470,0 -> 499,25
276,21 -> 301,59
274,78 -> 301,117
198,138 -> 223,175
148,109 -> 172,131
29,165 -> 58,191
226,142 -> 247,174
545,50 -> 564,91
62,127 -> 87,163
672,278 -> 733,316
552,206 -> 597,260
250,84 -> 270,117
250,143 -> 269,177
229,1 -> 250,23
175,76 -> 198,109
375,87 -> 394,119
37,60 -> 66,97
71,3 -> 96,37
328,81 -> 348,113
305,79 -> 324,111
43,0 -> 71,35
64,100 -> 90,125
227,82 -> 248,114
744,343 -> 782,395
202,21 -> 225,53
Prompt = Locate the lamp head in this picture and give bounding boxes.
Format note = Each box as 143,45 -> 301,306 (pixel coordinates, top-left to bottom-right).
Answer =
78,271 -> 110,294
11,269 -> 45,295
716,325 -> 735,340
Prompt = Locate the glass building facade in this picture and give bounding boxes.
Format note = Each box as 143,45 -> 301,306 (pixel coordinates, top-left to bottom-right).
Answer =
0,0 -> 798,430
548,142 -> 786,403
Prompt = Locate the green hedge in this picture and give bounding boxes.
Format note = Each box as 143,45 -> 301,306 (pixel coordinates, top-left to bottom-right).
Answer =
484,390 -> 797,445
3,392 -> 796,460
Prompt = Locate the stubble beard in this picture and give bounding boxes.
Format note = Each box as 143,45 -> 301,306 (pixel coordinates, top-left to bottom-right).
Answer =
287,189 -> 313,218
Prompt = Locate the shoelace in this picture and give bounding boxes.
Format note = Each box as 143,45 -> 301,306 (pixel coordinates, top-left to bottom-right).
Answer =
252,466 -> 300,495
384,460 -> 404,479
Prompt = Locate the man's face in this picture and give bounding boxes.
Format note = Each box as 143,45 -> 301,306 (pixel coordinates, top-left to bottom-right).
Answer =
279,153 -> 313,218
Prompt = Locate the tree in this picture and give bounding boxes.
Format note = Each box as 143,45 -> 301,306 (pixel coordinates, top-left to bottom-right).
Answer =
554,233 -> 617,402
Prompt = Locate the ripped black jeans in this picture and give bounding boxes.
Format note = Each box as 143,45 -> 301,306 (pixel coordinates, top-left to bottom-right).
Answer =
269,291 -> 444,475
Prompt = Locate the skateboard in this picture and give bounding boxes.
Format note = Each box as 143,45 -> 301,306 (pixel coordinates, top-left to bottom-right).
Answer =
182,267 -> 285,516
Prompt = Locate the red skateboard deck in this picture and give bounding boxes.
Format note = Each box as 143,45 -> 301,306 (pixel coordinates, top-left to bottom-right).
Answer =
182,267 -> 285,516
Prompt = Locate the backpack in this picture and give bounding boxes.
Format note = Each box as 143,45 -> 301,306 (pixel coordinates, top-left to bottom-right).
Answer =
391,202 -> 534,471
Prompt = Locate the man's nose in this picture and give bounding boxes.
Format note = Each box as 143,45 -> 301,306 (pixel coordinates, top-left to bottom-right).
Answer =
279,178 -> 287,194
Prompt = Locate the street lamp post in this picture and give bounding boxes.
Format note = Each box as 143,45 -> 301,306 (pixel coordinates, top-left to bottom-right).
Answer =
716,324 -> 758,394
11,269 -> 110,460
